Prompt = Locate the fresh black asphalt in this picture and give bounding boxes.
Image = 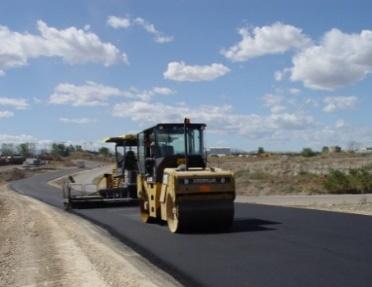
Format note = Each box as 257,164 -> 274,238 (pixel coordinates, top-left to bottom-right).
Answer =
10,170 -> 372,287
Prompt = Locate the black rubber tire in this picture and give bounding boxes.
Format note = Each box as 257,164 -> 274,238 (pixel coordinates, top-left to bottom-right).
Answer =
63,201 -> 71,211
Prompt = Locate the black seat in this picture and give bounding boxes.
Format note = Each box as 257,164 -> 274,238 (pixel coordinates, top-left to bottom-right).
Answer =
160,145 -> 174,157
123,150 -> 137,170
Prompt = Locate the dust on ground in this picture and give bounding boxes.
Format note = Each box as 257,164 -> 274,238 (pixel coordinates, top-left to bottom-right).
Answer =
0,185 -> 180,287
0,160 -> 74,184
0,159 -> 109,187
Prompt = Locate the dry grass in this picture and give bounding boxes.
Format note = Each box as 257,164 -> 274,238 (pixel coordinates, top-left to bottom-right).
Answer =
209,153 -> 372,196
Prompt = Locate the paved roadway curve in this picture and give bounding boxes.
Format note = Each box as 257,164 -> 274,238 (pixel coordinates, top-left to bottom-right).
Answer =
10,170 -> 372,287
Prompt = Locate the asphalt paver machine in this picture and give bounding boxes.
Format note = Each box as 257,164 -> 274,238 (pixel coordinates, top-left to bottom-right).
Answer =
63,134 -> 138,209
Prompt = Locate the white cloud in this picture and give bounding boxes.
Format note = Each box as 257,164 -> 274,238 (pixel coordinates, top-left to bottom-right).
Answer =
0,134 -> 119,151
0,134 -> 37,143
335,119 -> 346,129
107,16 -> 131,29
291,123 -> 372,149
304,98 -> 319,108
222,22 -> 310,62
112,100 -> 315,138
0,134 -> 54,150
223,24 -> 372,90
268,113 -> 314,130
49,81 -> 125,106
274,70 -> 284,81
49,81 -> 175,106
151,86 -> 174,95
323,96 -> 358,113
164,61 -> 230,81
0,110 -> 13,118
289,88 -> 301,95
262,93 -> 283,106
107,16 -> 173,44
133,17 -> 173,43
0,97 -> 28,109
0,20 -> 127,74
113,101 -> 189,123
262,93 -> 286,114
291,28 -> 372,90
44,96 -> 372,149
59,117 -> 97,124
128,86 -> 175,101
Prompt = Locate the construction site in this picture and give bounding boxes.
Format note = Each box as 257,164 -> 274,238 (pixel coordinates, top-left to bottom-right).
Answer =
1,119 -> 372,286
2,1 -> 372,286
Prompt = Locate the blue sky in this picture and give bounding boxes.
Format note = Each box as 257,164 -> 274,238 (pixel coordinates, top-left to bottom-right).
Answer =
1,0 -> 372,151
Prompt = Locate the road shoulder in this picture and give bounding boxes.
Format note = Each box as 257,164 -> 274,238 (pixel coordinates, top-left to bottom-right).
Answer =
0,184 -> 180,287
237,194 -> 372,216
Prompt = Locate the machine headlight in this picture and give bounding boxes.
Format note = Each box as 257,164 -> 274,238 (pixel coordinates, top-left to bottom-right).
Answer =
184,178 -> 190,184
221,177 -> 226,183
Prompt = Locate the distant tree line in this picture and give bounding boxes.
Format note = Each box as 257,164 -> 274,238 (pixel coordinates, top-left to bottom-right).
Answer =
1,143 -> 36,157
251,146 -> 343,157
0,143 -> 112,158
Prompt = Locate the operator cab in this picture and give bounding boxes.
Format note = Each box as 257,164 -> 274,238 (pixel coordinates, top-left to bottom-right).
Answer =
105,136 -> 137,171
137,122 -> 206,182
104,135 -> 138,197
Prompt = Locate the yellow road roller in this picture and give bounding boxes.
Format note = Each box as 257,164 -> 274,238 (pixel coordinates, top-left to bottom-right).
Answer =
136,119 -> 235,233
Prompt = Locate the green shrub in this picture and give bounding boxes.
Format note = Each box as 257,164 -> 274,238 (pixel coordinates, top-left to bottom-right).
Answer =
348,168 -> 372,193
98,147 -> 112,157
323,170 -> 351,193
234,170 -> 272,181
321,146 -> 329,153
323,168 -> 372,194
301,148 -> 317,157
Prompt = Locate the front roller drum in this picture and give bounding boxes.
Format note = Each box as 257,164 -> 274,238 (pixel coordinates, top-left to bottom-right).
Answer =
166,196 -> 234,233
140,199 -> 151,223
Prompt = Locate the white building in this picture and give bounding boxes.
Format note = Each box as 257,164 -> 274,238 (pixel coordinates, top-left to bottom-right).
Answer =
356,147 -> 372,153
208,147 -> 231,157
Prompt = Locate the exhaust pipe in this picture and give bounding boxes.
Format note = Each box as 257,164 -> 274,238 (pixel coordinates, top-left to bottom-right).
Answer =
184,118 -> 190,171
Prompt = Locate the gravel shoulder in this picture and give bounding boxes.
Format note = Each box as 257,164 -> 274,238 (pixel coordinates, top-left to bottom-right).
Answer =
237,194 -> 372,216
0,184 -> 180,287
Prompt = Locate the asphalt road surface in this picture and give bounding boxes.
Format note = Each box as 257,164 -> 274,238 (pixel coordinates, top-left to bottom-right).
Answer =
10,171 -> 372,287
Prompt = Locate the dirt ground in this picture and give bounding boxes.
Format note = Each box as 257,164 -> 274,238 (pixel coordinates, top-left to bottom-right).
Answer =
0,185 -> 180,287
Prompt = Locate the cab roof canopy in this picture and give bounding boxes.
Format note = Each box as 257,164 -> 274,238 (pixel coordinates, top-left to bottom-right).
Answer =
104,134 -> 137,147
139,123 -> 206,134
